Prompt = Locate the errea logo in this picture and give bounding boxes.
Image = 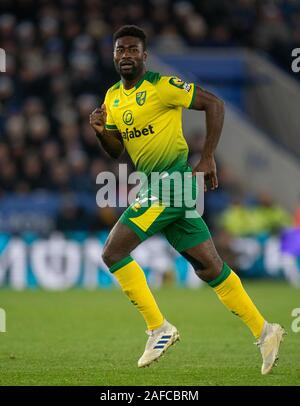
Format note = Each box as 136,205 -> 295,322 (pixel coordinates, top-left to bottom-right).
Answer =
0,48 -> 6,72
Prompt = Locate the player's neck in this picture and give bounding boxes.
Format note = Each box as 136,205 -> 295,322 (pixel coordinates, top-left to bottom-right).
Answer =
121,69 -> 146,90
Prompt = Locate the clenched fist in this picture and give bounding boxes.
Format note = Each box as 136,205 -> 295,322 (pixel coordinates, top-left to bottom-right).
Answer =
89,104 -> 107,134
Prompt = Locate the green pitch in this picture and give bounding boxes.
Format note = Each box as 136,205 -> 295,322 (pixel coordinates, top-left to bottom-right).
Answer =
0,281 -> 299,386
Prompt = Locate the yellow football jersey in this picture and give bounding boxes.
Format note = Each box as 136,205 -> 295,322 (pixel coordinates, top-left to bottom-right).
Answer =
104,71 -> 196,175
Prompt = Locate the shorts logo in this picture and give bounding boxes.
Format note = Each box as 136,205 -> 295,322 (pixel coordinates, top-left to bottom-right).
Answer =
132,202 -> 141,212
122,110 -> 134,125
136,91 -> 146,106
169,77 -> 191,92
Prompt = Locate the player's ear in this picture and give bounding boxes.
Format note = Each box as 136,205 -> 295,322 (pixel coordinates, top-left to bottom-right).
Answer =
143,51 -> 147,62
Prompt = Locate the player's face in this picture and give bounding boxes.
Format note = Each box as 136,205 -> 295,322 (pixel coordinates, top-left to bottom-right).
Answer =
114,36 -> 146,80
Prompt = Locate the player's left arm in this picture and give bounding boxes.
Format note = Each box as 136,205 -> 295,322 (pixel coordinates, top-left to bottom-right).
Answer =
190,86 -> 225,191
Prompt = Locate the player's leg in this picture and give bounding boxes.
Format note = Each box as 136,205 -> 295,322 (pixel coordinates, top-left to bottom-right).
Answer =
182,239 -> 286,375
102,220 -> 164,331
182,238 -> 266,339
102,208 -> 180,368
164,215 -> 285,374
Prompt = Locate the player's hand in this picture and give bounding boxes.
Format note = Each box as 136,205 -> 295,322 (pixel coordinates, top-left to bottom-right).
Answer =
192,155 -> 218,192
89,104 -> 107,134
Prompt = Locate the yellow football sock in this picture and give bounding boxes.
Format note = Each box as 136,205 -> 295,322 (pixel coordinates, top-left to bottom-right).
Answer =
110,256 -> 164,331
209,263 -> 265,339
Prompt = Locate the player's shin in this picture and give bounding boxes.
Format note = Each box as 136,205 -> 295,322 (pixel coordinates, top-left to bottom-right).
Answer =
110,256 -> 164,330
209,263 -> 265,339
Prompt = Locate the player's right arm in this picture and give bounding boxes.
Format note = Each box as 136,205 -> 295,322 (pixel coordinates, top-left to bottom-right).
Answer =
89,103 -> 124,159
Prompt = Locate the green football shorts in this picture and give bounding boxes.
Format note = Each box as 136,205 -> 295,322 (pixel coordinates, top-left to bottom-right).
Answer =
119,164 -> 211,253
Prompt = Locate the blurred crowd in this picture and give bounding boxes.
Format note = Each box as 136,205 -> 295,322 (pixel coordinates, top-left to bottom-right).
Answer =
0,0 -> 298,236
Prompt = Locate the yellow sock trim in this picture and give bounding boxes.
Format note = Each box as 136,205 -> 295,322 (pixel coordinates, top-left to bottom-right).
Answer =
213,269 -> 265,339
114,260 -> 164,331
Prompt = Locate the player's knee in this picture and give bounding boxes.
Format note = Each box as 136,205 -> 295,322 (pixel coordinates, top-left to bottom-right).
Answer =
102,245 -> 117,268
195,262 -> 223,282
102,242 -> 130,268
181,251 -> 221,281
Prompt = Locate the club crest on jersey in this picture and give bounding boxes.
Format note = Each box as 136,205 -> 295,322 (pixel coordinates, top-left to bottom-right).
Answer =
169,77 -> 191,92
136,91 -> 146,106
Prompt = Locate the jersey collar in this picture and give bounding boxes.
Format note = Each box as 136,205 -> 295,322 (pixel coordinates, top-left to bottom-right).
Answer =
121,71 -> 147,96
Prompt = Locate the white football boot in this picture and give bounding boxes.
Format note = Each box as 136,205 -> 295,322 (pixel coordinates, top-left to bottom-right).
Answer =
255,322 -> 286,375
138,320 -> 180,368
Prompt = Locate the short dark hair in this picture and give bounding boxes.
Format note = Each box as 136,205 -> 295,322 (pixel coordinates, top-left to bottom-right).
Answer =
113,25 -> 146,50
